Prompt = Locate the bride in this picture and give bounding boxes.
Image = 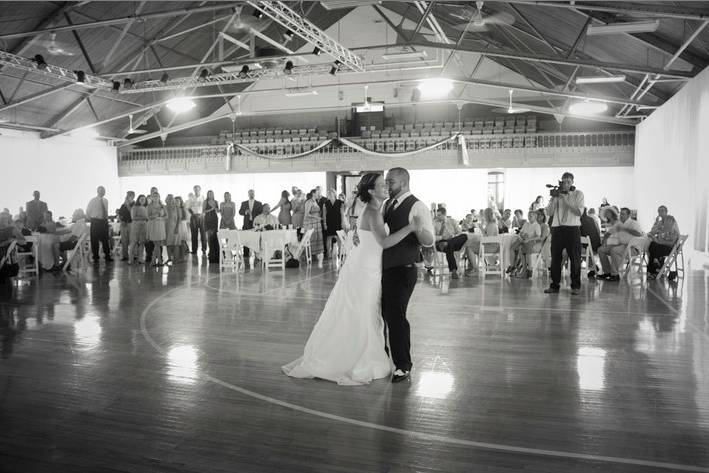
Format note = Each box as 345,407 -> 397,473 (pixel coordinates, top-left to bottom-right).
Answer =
282,173 -> 421,385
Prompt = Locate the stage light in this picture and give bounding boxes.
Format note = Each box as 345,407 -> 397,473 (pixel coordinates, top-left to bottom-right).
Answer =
568,99 -> 608,115
74,70 -> 86,83
252,8 -> 263,19
313,47 -> 322,56
160,73 -> 170,84
238,65 -> 249,79
283,30 -> 294,42
33,54 -> 47,70
329,60 -> 341,76
123,78 -> 133,90
166,97 -> 196,113
417,77 -> 453,99
111,81 -> 120,92
284,61 -> 294,75
198,69 -> 210,81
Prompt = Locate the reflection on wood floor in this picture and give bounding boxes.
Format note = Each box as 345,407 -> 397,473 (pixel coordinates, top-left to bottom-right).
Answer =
1,257 -> 708,472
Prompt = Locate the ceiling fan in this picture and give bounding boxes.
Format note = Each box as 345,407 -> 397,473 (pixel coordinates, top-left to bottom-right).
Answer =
33,33 -> 76,56
450,1 -> 515,32
128,115 -> 147,135
492,89 -> 530,114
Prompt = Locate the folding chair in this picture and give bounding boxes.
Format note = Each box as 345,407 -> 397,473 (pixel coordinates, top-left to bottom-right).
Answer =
580,236 -> 598,277
63,233 -> 90,273
656,234 -> 688,280
479,236 -> 504,277
292,229 -> 314,265
622,243 -> 648,278
261,231 -> 287,271
17,236 -> 39,277
218,230 -> 242,271
0,241 -> 17,274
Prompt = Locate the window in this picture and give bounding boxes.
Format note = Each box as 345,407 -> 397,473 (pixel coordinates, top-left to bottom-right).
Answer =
488,171 -> 504,211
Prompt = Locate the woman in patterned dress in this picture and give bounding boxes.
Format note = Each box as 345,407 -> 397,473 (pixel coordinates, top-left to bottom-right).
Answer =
303,189 -> 324,267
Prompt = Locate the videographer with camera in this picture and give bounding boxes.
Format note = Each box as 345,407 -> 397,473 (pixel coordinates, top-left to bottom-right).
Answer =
544,172 -> 585,295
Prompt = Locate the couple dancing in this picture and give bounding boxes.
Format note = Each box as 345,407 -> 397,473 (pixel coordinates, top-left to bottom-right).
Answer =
282,168 -> 434,385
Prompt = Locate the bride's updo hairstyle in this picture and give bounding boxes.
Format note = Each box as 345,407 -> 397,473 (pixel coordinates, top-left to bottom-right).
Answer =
357,173 -> 381,203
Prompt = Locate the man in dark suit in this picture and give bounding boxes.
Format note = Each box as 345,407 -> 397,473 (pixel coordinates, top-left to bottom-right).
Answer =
315,186 -> 328,258
239,189 -> 263,260
26,191 -> 48,231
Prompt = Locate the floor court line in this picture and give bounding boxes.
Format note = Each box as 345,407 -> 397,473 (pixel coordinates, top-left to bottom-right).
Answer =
139,277 -> 709,473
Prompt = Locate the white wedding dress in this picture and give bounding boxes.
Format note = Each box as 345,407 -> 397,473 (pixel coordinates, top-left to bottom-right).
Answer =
282,230 -> 392,385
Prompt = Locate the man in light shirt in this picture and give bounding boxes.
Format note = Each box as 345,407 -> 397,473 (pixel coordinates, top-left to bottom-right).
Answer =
596,207 -> 643,281
253,204 -> 279,230
86,186 -> 112,263
187,185 -> 206,254
544,172 -> 585,295
433,207 -> 467,279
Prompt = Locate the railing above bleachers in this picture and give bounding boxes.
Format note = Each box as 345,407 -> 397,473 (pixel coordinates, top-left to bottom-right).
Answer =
118,130 -> 635,176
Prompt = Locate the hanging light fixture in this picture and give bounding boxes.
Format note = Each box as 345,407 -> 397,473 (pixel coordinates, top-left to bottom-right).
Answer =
284,61 -> 294,75
329,60 -> 341,76
313,47 -> 322,56
33,54 -> 47,70
166,97 -> 196,113
568,99 -> 608,115
198,69 -> 210,81
123,78 -> 134,90
74,70 -> 86,83
111,81 -> 121,93
238,65 -> 250,79
160,73 -> 170,84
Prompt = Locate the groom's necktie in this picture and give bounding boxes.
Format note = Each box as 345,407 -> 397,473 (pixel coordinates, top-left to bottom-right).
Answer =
386,199 -> 398,215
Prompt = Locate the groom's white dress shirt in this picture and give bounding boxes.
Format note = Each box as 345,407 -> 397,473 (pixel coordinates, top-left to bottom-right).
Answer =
385,191 -> 435,248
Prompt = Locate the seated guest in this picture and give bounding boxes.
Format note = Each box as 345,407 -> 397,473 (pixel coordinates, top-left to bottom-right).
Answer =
498,209 -> 512,234
511,209 -> 526,233
37,211 -> 60,270
596,207 -> 644,281
530,195 -> 545,211
434,207 -> 469,279
581,207 -> 602,253
0,213 -> 26,283
508,210 -> 541,277
253,204 -> 279,230
587,208 -> 602,234
461,214 -> 476,233
647,212 -> 680,279
482,208 -> 499,237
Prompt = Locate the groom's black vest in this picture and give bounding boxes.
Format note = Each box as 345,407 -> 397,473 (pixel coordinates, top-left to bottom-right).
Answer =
383,194 -> 421,270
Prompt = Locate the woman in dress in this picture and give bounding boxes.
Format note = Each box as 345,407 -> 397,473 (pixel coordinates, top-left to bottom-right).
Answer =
322,188 -> 343,260
220,192 -> 236,230
283,173 -> 420,385
164,194 -> 180,265
128,194 -> 148,264
303,190 -> 324,267
291,189 -> 305,237
203,190 -> 220,263
530,195 -> 545,211
271,190 -> 292,227
146,192 -> 167,266
174,196 -> 190,262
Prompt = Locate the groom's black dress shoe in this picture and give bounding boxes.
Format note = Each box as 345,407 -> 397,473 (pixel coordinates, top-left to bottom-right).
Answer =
392,369 -> 410,383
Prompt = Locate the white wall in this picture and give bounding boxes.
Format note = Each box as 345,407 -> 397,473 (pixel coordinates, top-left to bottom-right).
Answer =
411,166 -> 634,221
634,65 -> 709,256
0,130 -> 119,220
118,172 -> 326,208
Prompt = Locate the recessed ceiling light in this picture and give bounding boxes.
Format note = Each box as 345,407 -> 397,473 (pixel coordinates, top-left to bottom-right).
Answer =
569,100 -> 608,115
166,97 -> 196,113
576,75 -> 626,84
417,78 -> 453,99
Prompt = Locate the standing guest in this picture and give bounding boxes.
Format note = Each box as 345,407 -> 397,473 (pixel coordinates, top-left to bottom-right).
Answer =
239,189 -> 262,260
144,187 -> 158,262
86,186 -> 112,263
544,172 -> 585,295
303,190 -> 325,267
174,196 -> 190,262
323,188 -> 343,259
315,186 -> 328,258
164,194 -> 180,265
14,207 -> 27,226
600,197 -> 610,209
118,191 -> 135,262
219,192 -> 236,230
203,190 -> 220,263
26,191 -> 48,231
530,196 -> 545,211
271,190 -> 292,227
128,195 -> 148,264
146,192 -> 166,266
291,189 -> 306,237
187,186 -> 206,254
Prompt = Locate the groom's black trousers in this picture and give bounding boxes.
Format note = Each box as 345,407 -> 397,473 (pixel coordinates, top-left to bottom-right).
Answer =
382,265 -> 418,372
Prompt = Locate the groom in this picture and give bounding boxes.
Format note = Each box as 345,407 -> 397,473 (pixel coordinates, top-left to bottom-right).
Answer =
382,168 -> 435,382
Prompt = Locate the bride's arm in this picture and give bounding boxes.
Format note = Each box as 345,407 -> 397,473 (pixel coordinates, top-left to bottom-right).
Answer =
362,208 -> 414,249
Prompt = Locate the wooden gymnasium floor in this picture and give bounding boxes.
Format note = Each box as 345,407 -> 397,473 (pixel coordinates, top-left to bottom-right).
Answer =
1,256 -> 708,473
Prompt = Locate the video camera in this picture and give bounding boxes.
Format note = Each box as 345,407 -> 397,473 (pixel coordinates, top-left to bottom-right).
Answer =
546,181 -> 575,198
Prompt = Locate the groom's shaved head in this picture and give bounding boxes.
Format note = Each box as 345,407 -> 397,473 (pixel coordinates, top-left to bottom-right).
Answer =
388,167 -> 409,184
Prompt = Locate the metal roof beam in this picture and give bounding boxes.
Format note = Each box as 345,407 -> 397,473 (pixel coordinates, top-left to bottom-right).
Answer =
0,83 -> 75,113
504,1 -> 709,21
